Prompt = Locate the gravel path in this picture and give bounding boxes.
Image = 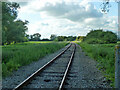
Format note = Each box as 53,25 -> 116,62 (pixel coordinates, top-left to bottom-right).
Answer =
2,44 -> 111,89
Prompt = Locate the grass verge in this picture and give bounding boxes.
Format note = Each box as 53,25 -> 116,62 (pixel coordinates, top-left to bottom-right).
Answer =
2,41 -> 68,77
77,42 -> 116,87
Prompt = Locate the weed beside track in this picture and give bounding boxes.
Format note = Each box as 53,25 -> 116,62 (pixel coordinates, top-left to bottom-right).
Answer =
2,41 -> 68,77
78,42 -> 116,87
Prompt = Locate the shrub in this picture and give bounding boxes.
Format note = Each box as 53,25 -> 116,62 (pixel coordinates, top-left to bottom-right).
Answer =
83,29 -> 117,44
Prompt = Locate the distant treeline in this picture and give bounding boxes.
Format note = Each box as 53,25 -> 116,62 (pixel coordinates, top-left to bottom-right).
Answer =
50,34 -> 76,41
26,34 -> 77,41
49,29 -> 118,44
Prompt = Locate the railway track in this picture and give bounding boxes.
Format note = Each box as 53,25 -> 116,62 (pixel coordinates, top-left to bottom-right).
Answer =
13,43 -> 76,90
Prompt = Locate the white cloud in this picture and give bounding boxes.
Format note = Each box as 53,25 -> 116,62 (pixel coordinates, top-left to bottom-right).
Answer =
17,0 -> 118,38
27,1 -> 103,22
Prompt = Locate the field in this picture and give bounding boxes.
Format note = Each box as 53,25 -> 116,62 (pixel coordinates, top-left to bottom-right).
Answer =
77,42 -> 116,87
2,41 -> 68,77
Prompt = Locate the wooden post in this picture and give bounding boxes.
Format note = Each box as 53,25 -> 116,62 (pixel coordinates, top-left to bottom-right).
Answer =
115,45 -> 120,89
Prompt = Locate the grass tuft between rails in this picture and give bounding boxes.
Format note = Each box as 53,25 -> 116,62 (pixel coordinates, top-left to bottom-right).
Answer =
2,42 -> 68,77
77,42 -> 115,87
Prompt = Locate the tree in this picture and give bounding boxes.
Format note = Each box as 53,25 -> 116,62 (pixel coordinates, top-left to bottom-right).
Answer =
53,36 -> 76,41
50,34 -> 57,41
83,29 -> 117,44
76,36 -> 85,42
57,36 -> 65,41
29,33 -> 41,41
25,34 -> 29,40
2,2 -> 29,44
2,2 -> 19,44
33,33 -> 41,41
30,35 -> 33,40
67,36 -> 76,41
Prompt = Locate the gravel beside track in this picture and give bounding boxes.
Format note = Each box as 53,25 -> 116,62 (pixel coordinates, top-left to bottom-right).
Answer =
2,43 -> 111,89
64,44 -> 111,88
23,44 -> 75,89
2,44 -> 70,89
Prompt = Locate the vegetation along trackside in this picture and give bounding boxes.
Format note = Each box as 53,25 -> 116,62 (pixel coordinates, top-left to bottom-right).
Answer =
78,42 -> 116,87
76,29 -> 117,87
2,42 -> 68,77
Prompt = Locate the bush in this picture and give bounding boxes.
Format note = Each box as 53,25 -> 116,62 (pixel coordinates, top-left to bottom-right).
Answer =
83,29 -> 117,44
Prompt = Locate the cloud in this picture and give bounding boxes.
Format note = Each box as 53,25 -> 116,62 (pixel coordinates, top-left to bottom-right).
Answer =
32,1 -> 103,23
17,0 -> 118,38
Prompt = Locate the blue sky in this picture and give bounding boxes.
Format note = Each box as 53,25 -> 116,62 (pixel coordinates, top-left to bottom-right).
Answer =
92,2 -> 118,16
17,0 -> 118,39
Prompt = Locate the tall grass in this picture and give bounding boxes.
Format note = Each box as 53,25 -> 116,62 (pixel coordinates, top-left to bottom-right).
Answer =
78,42 -> 116,87
2,42 -> 68,77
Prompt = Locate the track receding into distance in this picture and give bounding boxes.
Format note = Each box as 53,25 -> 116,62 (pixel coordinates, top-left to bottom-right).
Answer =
13,43 -> 76,90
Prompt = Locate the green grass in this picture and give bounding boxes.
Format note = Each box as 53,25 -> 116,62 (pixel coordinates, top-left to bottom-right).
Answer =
77,42 -> 116,87
2,41 -> 68,77
24,41 -> 54,44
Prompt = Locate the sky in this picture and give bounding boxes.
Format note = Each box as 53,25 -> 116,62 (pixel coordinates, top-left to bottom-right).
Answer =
16,0 -> 118,39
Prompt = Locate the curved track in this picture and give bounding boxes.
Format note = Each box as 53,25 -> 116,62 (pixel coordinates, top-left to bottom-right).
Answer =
13,43 -> 76,90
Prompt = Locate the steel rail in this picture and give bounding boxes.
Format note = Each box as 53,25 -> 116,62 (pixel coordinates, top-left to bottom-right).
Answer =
59,44 -> 76,90
13,43 -> 72,90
